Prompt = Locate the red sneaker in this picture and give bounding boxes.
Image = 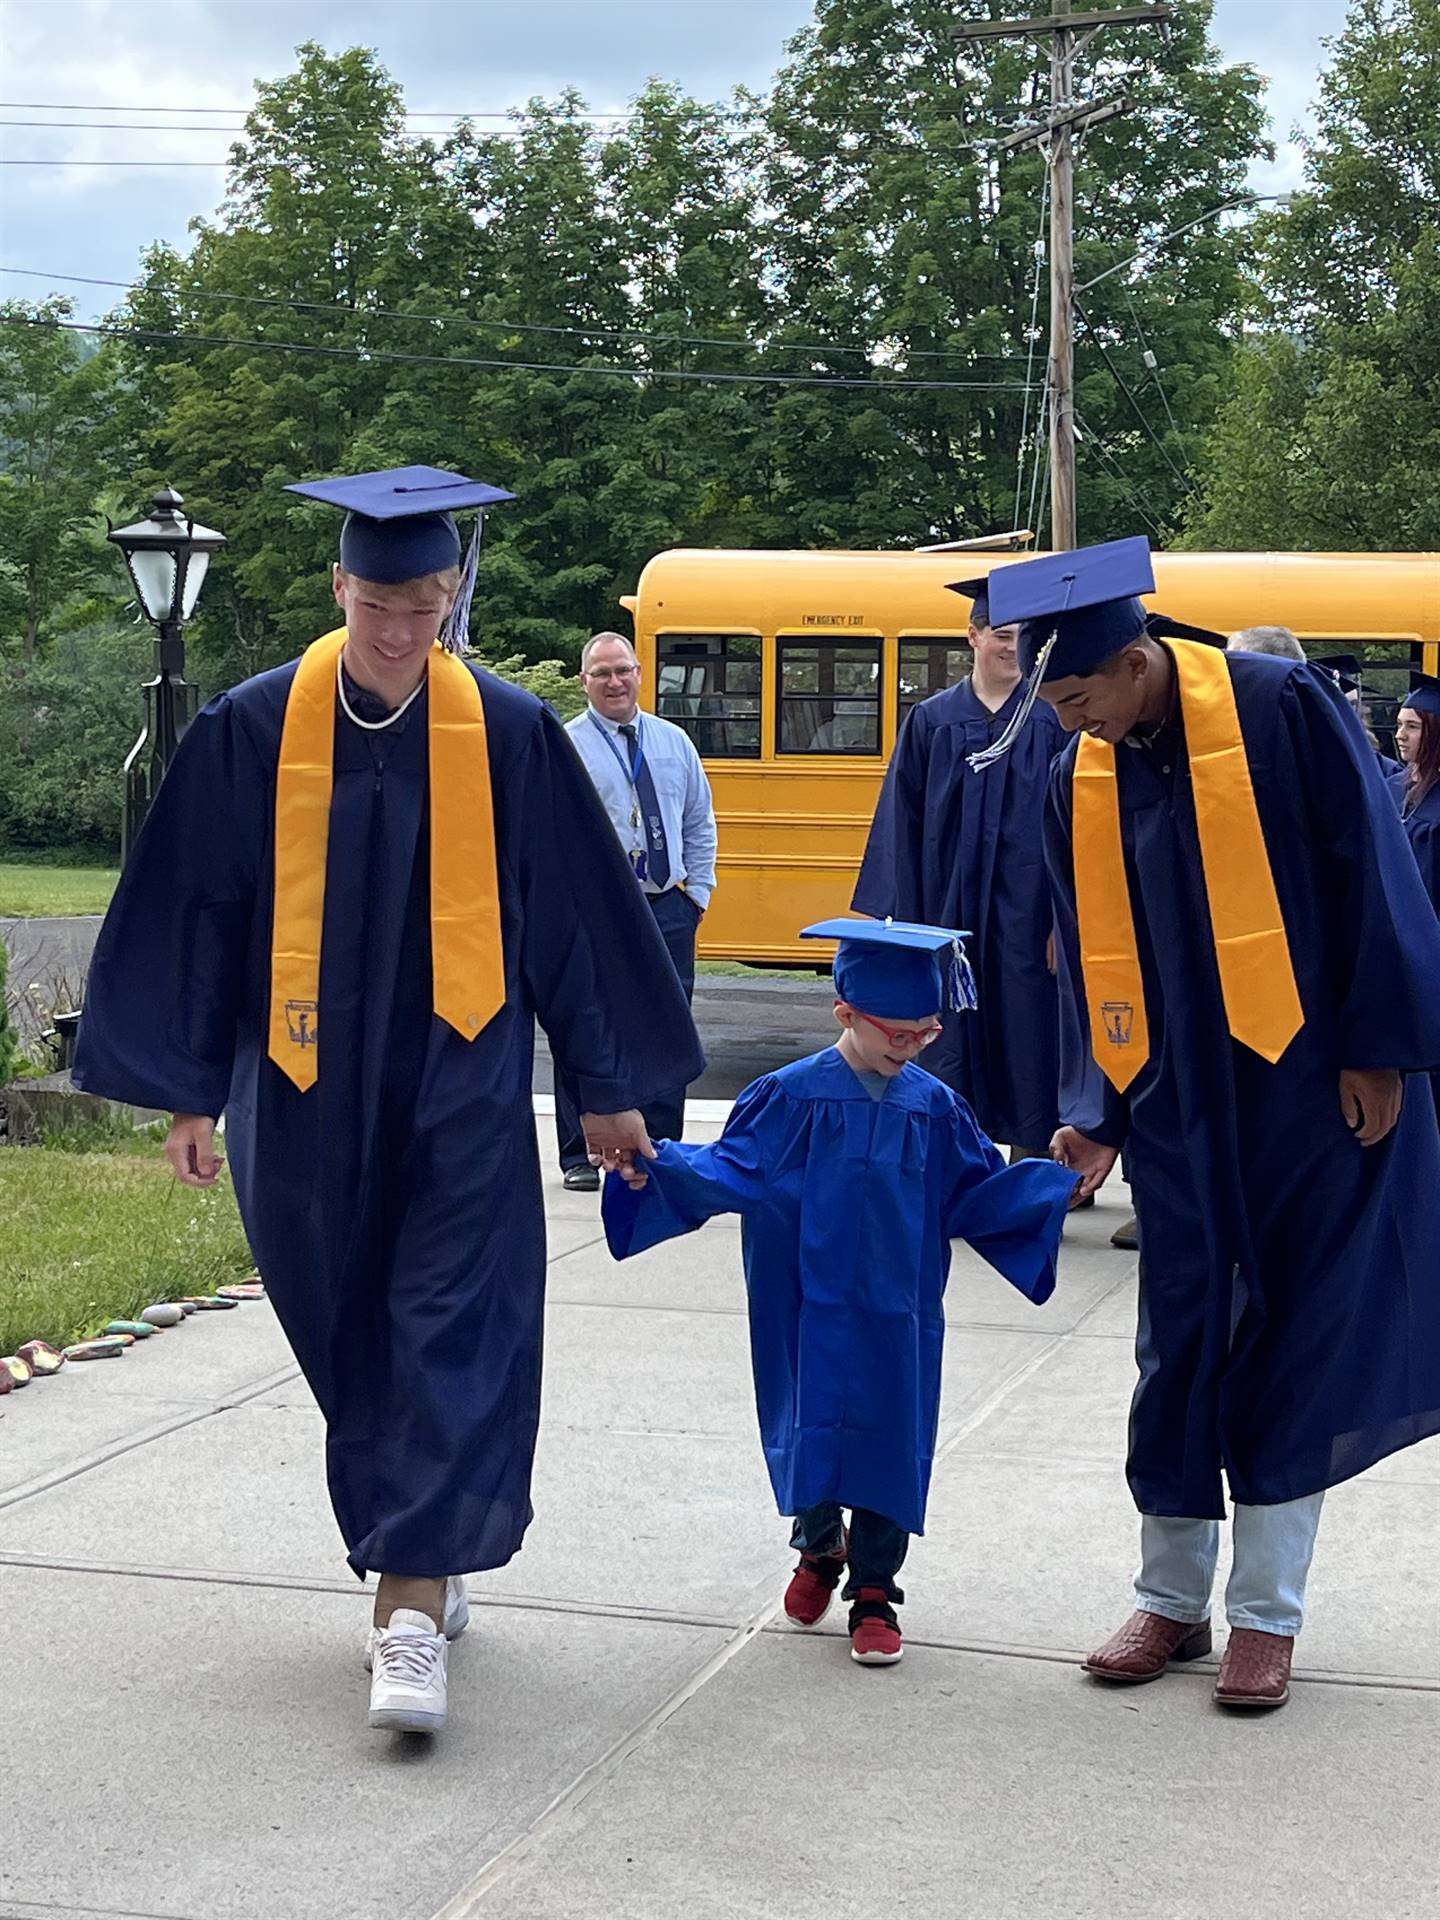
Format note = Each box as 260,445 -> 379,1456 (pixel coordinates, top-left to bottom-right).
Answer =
783,1548 -> 847,1628
849,1589 -> 904,1665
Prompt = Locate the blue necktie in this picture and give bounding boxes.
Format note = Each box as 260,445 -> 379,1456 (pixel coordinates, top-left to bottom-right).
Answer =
621,723 -> 670,890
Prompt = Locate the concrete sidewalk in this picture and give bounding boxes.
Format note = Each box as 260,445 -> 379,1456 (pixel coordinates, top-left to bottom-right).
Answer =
0,1123 -> 1435,1920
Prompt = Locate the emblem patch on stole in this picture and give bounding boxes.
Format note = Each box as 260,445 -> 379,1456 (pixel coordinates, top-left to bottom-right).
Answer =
285,1001 -> 319,1049
1102,1002 -> 1135,1049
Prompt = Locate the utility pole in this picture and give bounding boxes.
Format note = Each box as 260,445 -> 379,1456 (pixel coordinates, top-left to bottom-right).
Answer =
952,4 -> 1173,551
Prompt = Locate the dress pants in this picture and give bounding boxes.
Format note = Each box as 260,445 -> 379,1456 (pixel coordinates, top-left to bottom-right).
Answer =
555,885 -> 700,1167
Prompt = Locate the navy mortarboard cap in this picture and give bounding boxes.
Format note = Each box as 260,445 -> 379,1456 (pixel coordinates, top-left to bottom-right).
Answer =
963,539 -> 1155,772
947,575 -> 993,630
286,465 -> 515,651
984,538 -> 1156,682
1314,654 -> 1362,694
801,918 -> 977,1019
1403,673 -> 1440,718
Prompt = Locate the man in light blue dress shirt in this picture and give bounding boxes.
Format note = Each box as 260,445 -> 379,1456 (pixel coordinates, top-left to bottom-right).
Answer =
556,632 -> 719,1189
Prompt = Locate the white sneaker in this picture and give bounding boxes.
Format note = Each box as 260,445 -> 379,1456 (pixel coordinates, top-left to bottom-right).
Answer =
368,1610 -> 448,1734
363,1577 -> 469,1671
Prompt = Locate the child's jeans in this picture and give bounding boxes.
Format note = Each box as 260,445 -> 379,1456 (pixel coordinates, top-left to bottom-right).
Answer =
791,1504 -> 909,1603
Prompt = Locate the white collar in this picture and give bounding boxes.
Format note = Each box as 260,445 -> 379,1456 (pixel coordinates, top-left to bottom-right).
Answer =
588,705 -> 641,734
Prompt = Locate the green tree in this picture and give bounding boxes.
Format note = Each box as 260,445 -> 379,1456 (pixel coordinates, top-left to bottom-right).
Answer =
0,298 -> 121,657
1187,0 -> 1440,550
760,0 -> 1268,546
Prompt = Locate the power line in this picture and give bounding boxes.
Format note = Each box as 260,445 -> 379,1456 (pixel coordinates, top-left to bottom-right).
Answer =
1073,413 -> 1166,540
0,159 -> 229,168
0,312 -> 1041,394
1013,170 -> 1050,530
1123,286 -> 1189,450
1073,298 -> 1202,503
0,265 -> 1033,365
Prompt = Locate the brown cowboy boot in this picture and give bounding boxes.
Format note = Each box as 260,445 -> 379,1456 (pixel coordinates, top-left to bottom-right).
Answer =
1083,1610 -> 1212,1685
1214,1629 -> 1295,1710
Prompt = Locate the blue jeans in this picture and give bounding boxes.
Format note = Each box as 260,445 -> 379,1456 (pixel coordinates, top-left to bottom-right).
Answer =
1135,1493 -> 1325,1637
791,1504 -> 909,1604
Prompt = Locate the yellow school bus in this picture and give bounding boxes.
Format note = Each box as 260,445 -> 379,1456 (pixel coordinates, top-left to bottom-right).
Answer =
622,548 -> 1440,965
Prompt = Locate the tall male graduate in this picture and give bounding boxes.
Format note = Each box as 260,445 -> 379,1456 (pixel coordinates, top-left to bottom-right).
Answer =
74,466 -> 704,1738
853,582 -> 1066,1160
988,538 -> 1440,1713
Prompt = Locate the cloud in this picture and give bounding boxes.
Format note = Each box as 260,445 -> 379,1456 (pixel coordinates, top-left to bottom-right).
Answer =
2,0 -> 1353,318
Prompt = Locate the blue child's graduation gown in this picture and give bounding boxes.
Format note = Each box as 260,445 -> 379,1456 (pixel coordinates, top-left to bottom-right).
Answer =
1046,656 -> 1440,1519
75,661 -> 704,1578
603,1046 -> 1075,1535
854,683 -> 1066,1146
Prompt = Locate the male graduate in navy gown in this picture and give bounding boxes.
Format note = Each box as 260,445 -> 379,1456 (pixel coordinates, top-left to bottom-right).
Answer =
984,538 -> 1440,1712
75,466 -> 704,1738
853,582 -> 1066,1162
603,919 -> 1078,1667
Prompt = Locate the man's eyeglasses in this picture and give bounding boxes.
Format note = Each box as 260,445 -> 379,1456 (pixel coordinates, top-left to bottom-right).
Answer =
584,665 -> 639,682
852,1011 -> 944,1050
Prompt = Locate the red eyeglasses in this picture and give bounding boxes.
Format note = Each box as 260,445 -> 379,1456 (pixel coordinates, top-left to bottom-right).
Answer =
853,1011 -> 945,1050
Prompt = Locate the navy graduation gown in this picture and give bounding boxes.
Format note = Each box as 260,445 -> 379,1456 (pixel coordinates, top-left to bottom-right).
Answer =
75,661 -> 705,1578
1398,779 -> 1440,912
854,682 -> 1066,1147
602,1047 -> 1075,1535
1045,654 -> 1440,1518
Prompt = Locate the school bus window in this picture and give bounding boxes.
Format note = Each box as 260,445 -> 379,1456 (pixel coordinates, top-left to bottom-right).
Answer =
777,639 -> 882,755
900,640 -> 972,717
656,634 -> 761,758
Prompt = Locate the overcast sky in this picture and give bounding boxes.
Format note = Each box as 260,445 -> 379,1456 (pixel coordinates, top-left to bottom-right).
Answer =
2,0 -> 1350,322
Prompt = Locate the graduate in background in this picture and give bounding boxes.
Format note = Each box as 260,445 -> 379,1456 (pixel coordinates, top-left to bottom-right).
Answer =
75,466 -> 703,1739
853,582 -> 1067,1165
1392,675 -> 1440,1115
986,538 -> 1440,1713
603,919 -> 1077,1668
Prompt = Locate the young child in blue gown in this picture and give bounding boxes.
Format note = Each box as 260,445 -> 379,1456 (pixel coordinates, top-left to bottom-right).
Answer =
603,919 -> 1078,1666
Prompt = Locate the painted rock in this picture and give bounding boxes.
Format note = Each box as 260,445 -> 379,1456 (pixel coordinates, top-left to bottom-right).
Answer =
105,1320 -> 156,1340
217,1283 -> 266,1302
63,1338 -> 128,1361
17,1341 -> 66,1376
184,1296 -> 238,1311
0,1368 -> 11,1395
177,1300 -> 197,1315
140,1303 -> 185,1328
2,1356 -> 34,1388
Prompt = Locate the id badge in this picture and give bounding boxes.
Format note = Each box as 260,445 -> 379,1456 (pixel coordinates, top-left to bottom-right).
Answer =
629,848 -> 648,883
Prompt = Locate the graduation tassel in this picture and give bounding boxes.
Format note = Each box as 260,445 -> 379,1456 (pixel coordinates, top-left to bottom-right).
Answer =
439,513 -> 486,655
948,938 -> 979,1014
967,626 -> 1059,773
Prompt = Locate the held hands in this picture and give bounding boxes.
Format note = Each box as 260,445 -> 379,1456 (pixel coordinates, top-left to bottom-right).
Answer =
1050,1126 -> 1119,1200
1340,1069 -> 1404,1148
581,1108 -> 657,1191
166,1114 -> 224,1189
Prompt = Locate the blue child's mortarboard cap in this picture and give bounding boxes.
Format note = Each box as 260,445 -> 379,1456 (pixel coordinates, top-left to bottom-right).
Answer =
800,918 -> 977,1019
286,465 -> 515,649
1403,673 -> 1440,718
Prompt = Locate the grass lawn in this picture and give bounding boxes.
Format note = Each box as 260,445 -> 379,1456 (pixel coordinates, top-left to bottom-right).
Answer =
0,863 -> 119,919
0,1145 -> 255,1354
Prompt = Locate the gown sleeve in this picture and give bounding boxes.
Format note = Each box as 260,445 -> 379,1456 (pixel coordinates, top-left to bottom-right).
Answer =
1043,749 -> 1132,1149
1281,673 -> 1440,1071
602,1075 -> 787,1258
942,1099 -> 1076,1305
852,703 -> 931,919
516,705 -> 706,1114
72,695 -> 261,1117
1403,802 -> 1440,918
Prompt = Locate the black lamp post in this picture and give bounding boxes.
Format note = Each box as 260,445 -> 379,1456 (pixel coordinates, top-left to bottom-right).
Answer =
107,486 -> 225,860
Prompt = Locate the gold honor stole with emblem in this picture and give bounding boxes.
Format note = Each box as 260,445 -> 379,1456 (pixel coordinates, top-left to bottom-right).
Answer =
267,628 -> 506,1091
1072,639 -> 1304,1093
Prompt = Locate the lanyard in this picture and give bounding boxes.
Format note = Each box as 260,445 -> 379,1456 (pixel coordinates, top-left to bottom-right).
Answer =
588,711 -> 649,792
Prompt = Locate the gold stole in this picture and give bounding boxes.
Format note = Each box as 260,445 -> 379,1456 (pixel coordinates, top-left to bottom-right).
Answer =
268,628 -> 505,1091
1072,639 -> 1304,1092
